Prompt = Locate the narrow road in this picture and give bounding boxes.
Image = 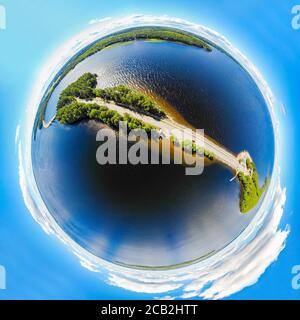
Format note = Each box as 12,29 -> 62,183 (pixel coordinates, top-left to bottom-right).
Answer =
78,98 -> 250,175
43,115 -> 56,129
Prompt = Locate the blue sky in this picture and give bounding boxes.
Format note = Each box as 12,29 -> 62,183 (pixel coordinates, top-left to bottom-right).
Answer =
0,0 -> 299,299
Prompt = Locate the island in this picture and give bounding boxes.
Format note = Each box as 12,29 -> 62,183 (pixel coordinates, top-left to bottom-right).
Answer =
44,72 -> 268,214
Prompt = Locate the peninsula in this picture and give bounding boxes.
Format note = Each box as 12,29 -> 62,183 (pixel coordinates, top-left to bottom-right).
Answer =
44,73 -> 268,214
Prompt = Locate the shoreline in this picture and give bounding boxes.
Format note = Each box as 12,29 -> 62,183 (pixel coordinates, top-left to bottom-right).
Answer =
34,26 -> 212,135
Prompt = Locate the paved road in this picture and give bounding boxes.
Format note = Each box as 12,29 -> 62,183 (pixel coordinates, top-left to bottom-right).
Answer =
42,115 -> 56,129
80,98 -> 250,175
44,97 -> 250,175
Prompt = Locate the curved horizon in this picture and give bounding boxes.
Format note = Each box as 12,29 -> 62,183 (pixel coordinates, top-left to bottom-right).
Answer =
17,14 -> 288,299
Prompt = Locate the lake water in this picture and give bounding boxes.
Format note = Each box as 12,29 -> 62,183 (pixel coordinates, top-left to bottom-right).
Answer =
32,40 -> 274,267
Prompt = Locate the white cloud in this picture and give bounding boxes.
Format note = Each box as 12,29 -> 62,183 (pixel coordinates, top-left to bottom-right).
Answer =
155,295 -> 176,300
15,124 -> 20,146
108,274 -> 183,293
18,15 -> 287,300
78,258 -> 100,273
89,17 -> 112,25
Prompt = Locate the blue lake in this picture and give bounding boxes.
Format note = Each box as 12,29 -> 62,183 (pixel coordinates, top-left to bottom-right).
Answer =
32,40 -> 274,267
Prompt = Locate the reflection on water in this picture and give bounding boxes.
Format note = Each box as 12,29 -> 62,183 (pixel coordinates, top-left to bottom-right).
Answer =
33,40 -> 274,267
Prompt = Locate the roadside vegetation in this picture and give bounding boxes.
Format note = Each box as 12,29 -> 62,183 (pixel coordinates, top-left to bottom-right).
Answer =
94,85 -> 166,118
57,73 -> 166,118
55,72 -> 163,132
56,102 -> 156,133
238,159 -> 269,213
180,139 -> 215,161
57,73 -> 97,108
